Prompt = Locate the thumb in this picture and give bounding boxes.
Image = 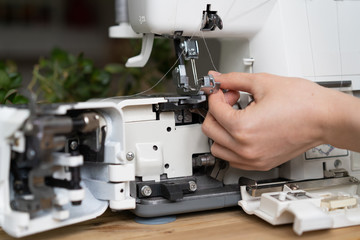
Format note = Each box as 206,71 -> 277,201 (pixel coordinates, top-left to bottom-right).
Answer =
209,71 -> 255,94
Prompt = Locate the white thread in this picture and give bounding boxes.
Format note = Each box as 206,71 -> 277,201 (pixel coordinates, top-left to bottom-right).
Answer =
124,57 -> 179,97
200,31 -> 218,72
105,2 -> 238,100
101,45 -> 183,100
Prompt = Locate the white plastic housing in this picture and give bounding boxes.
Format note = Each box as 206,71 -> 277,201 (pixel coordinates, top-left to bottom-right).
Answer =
0,96 -> 210,237
127,0 -> 360,90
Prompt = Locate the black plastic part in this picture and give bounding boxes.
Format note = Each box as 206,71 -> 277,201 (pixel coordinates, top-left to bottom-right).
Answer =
153,101 -> 207,125
137,178 -> 196,201
78,126 -> 106,162
201,4 -> 223,31
133,184 -> 241,218
45,167 -> 81,190
316,80 -> 352,88
154,101 -> 207,112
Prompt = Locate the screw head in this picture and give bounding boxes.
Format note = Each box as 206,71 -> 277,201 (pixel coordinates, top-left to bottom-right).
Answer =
126,152 -> 135,161
189,181 -> 197,192
177,114 -> 184,121
24,122 -> 33,132
141,185 -> 152,196
70,141 -> 78,151
26,149 -> 36,159
334,159 -> 342,168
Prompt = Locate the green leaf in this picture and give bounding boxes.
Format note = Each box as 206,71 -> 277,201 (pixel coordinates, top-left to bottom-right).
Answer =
81,59 -> 94,74
9,73 -> 22,89
51,48 -> 69,61
4,89 -> 17,100
104,63 -> 124,74
0,89 -> 6,103
0,69 -> 10,89
12,95 -> 28,104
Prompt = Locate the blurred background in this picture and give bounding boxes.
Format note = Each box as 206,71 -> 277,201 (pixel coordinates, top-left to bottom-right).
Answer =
0,0 -> 220,103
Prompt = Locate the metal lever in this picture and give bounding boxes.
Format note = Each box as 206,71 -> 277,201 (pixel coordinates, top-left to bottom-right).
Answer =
199,75 -> 221,94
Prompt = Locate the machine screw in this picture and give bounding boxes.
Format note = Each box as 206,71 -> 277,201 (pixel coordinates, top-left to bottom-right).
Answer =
141,185 -> 152,196
26,149 -> 36,159
70,141 -> 78,151
126,152 -> 135,161
177,114 -> 184,121
154,104 -> 160,111
184,112 -> 191,122
334,159 -> 342,168
189,181 -> 197,192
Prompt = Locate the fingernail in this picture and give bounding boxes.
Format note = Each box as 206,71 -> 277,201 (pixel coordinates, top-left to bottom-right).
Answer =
209,71 -> 221,77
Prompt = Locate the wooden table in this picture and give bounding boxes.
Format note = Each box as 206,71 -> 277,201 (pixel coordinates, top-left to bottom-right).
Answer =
1,207 -> 360,240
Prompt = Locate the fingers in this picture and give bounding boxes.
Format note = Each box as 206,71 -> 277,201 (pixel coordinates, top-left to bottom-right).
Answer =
209,71 -> 256,94
207,90 -> 241,133
202,113 -> 239,151
210,142 -> 255,170
224,90 -> 240,105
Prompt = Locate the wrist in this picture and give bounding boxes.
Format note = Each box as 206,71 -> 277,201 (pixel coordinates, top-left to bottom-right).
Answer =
320,88 -> 360,151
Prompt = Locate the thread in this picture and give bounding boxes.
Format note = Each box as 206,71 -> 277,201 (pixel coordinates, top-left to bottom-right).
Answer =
106,3 -> 239,100
104,25 -> 201,99
200,31 -> 219,72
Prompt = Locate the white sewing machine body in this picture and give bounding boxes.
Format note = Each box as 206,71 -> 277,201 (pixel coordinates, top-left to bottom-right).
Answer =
1,0 -> 360,237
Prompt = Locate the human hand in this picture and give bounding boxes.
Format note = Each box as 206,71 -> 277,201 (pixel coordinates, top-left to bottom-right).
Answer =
202,71 -> 335,170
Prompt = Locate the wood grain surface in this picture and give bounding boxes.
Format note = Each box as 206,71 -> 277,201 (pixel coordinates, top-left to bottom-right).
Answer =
1,207 -> 360,240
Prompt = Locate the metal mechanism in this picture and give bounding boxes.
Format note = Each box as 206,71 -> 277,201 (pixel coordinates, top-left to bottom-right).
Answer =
201,4 -> 223,31
172,38 -> 220,96
239,174 -> 359,198
193,154 -> 216,168
9,109 -> 105,214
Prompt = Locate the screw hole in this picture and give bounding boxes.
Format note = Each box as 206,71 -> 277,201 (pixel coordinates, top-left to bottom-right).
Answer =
167,127 -> 171,132
165,163 -> 169,169
120,189 -> 124,193
153,145 -> 158,151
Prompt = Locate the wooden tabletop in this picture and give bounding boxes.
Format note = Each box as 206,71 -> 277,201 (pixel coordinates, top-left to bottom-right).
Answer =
1,207 -> 360,240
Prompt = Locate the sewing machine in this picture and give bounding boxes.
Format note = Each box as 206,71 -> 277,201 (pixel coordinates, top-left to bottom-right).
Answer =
1,0 -> 360,237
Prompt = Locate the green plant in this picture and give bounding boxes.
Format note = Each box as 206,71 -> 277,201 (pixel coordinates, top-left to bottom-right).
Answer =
29,38 -> 176,103
0,60 -> 28,104
110,38 -> 177,96
29,48 -> 112,103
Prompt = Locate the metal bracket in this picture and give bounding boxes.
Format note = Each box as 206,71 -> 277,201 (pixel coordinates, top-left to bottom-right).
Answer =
201,4 -> 223,31
137,178 -> 197,201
